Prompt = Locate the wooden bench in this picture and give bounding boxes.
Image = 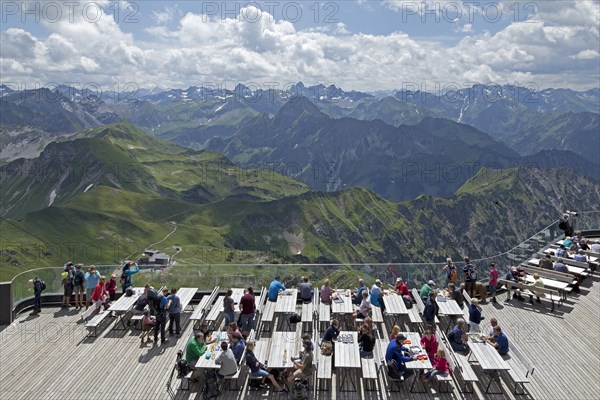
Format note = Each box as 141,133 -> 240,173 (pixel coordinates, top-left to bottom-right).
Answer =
522,264 -> 579,286
361,357 -> 378,391
84,310 -> 112,337
433,329 -> 453,393
543,250 -> 594,272
190,286 -> 219,329
301,301 -> 314,332
318,302 -> 330,331
439,329 -> 478,393
223,328 -> 256,391
498,279 -> 562,311
258,300 -> 276,333
502,341 -> 535,395
205,295 -> 224,330
376,339 -> 404,392
130,314 -> 144,330
316,352 -> 332,391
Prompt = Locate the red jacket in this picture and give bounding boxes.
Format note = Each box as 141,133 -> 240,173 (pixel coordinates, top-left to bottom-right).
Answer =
105,279 -> 117,294
432,355 -> 450,373
420,335 -> 438,359
91,282 -> 108,302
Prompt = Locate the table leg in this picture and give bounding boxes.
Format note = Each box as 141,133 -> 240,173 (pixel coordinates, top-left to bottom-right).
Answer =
485,371 -> 503,394
409,370 -> 427,393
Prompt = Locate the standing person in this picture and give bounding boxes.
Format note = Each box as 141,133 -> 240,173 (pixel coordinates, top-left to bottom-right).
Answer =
223,289 -> 235,326
215,341 -> 238,379
370,279 -> 385,313
139,310 -> 155,344
488,262 -> 499,303
558,213 -> 574,237
267,276 -> 285,302
84,266 -> 101,310
463,257 -> 477,298
420,329 -> 438,360
167,288 -> 182,337
30,277 -> 44,314
352,278 -> 367,305
442,258 -> 458,286
239,286 -> 256,333
120,261 -> 140,294
423,291 -> 439,330
153,288 -> 169,345
72,264 -> 85,310
320,279 -> 334,304
298,276 -> 313,303
61,263 -> 75,308
106,274 -> 117,301
468,298 -> 484,333
86,275 -> 108,320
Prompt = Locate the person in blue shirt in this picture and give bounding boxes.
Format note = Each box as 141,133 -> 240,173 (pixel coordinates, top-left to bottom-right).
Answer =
267,276 -> 286,302
166,288 -> 182,337
556,245 -> 568,259
231,332 -> 245,363
352,278 -> 367,305
121,261 -> 140,293
323,319 -> 340,342
370,279 -> 386,312
492,326 -> 509,355
84,265 -> 101,309
154,288 -> 169,345
573,249 -> 588,263
385,334 -> 416,379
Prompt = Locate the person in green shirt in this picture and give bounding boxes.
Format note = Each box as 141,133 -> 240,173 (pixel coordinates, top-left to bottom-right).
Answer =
185,332 -> 207,365
420,280 -> 436,301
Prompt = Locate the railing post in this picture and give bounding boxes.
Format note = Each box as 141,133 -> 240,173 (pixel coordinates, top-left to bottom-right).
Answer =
0,281 -> 13,325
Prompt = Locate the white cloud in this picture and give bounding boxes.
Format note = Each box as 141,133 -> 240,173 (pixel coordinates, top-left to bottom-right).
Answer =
570,50 -> 600,60
152,5 -> 180,25
0,2 -> 598,91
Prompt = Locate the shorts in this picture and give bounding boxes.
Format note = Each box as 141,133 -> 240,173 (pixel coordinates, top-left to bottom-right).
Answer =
356,311 -> 367,319
86,288 -> 94,301
489,284 -> 497,294
63,284 -> 74,296
142,323 -> 153,332
251,369 -> 269,379
93,299 -> 103,309
73,285 -> 84,295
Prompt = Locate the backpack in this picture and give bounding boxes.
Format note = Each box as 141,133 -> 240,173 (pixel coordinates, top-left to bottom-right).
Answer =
202,370 -> 221,399
35,279 -> 46,292
292,378 -> 310,400
467,265 -> 478,281
402,295 -> 413,309
387,359 -> 402,380
289,314 -> 302,324
449,267 -> 458,283
558,219 -> 567,230
73,270 -> 84,286
147,289 -> 162,316
120,273 -> 128,286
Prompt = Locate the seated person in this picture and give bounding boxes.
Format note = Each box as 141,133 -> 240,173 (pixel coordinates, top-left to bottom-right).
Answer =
199,322 -> 217,344
215,341 -> 238,379
227,322 -> 242,342
230,332 -> 245,363
505,267 -> 525,301
539,254 -> 554,270
487,318 -> 498,342
185,332 -> 207,366
447,283 -> 464,308
420,329 -> 438,360
420,280 -> 435,301
448,319 -> 468,353
573,249 -> 588,263
553,259 -> 568,273
298,277 -> 313,303
320,279 -> 334,304
353,291 -> 371,321
287,339 -> 314,384
385,334 -> 417,379
492,325 -> 509,355
357,324 -> 376,358
245,340 -> 285,392
421,348 -> 450,382
364,316 -> 379,337
528,273 -> 545,303
352,278 -> 367,305
323,319 -> 340,342
370,279 -> 385,312
389,325 -> 401,340
556,244 -> 569,259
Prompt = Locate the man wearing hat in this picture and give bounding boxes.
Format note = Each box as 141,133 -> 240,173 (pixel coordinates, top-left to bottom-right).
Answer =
370,279 -> 385,313
395,277 -> 410,297
420,280 -> 436,301
268,276 -> 286,302
385,334 -> 417,380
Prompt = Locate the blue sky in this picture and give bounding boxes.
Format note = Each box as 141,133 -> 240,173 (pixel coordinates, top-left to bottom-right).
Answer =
1,1 -> 599,91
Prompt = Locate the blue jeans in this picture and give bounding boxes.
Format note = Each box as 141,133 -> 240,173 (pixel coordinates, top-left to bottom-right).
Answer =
34,292 -> 42,310
240,313 -> 254,332
224,311 -> 235,326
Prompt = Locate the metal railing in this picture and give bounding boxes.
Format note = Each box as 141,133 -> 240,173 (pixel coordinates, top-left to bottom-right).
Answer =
10,211 -> 600,311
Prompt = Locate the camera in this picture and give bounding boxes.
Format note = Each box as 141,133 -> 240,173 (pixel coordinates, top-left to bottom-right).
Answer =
565,210 -> 578,217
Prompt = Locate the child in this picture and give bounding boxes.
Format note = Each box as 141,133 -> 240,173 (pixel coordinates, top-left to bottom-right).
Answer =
421,348 -> 450,382
140,310 -> 155,344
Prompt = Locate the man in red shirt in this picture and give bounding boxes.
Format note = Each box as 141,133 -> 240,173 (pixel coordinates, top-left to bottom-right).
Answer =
489,262 -> 499,303
395,278 -> 410,297
239,286 -> 256,333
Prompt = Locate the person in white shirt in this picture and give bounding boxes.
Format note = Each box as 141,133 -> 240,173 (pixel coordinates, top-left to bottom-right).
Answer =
215,341 -> 238,378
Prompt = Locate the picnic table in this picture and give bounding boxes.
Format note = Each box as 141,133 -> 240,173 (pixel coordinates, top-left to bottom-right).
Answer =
275,289 -> 298,330
109,287 -> 143,330
176,287 -> 198,311
192,332 -> 230,369
267,331 -> 301,369
468,339 -> 511,394
334,331 -> 360,391
331,290 -> 353,315
520,274 -> 570,293
436,297 -> 464,332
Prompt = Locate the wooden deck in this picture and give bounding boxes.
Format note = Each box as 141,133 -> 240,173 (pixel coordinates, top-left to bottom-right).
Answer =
1,275 -> 599,400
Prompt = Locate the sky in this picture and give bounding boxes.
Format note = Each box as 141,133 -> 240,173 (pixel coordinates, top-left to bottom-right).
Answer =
1,0 -> 599,92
